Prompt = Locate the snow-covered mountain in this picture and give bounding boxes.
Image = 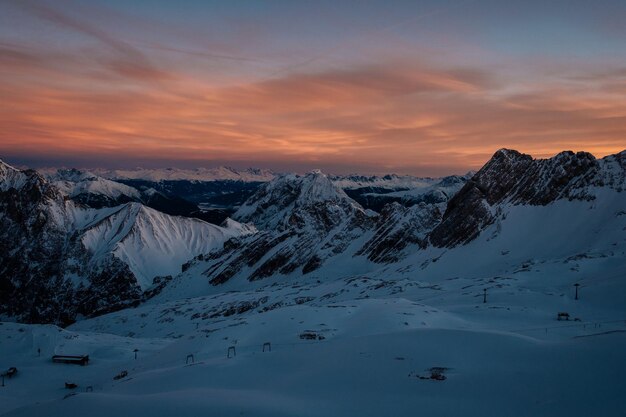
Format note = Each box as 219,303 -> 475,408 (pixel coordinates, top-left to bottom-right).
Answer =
234,170 -> 365,230
182,171 -> 376,285
42,168 -> 222,224
0,160 -> 253,324
2,149 -> 625,324
81,203 -> 254,290
430,149 -> 626,247
93,166 -> 276,182
44,168 -> 141,203
163,170 -> 460,293
2,149 -> 626,417
330,173 -> 444,189
41,166 -> 471,218
334,173 -> 471,212
157,149 -> 625,299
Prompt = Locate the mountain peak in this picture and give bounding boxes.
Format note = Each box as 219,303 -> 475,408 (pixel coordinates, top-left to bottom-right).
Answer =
0,158 -> 34,192
297,170 -> 350,205
491,148 -> 532,164
233,171 -> 360,230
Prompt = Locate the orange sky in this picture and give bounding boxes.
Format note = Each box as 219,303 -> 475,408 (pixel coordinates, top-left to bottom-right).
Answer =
1,0 -> 625,175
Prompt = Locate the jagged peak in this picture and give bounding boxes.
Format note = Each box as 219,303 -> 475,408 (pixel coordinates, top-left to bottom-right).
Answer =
0,157 -> 45,192
600,149 -> 626,166
221,217 -> 258,235
233,170 -> 362,229
49,167 -> 98,181
0,158 -> 19,172
297,169 -> 350,204
490,148 -> 532,163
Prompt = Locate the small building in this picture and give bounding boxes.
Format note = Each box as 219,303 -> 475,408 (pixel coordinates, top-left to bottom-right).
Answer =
52,355 -> 89,366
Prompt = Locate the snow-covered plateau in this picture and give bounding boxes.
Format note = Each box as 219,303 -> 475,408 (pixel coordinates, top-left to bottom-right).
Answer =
1,149 -> 625,416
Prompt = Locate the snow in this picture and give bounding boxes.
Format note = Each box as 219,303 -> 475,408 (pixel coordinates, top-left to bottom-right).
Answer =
221,217 -> 258,235
45,169 -> 141,199
2,154 -> 626,416
0,159 -> 29,192
233,170 -> 361,229
91,166 -> 276,182
2,258 -> 625,416
3,187 -> 625,415
81,203 -> 250,289
331,173 -> 439,189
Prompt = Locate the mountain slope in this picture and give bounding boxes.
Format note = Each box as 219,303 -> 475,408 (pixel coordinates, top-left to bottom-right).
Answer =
82,203 -> 250,289
430,149 -> 626,247
45,168 -> 141,202
0,161 -> 253,324
169,171 -> 376,290
335,173 -> 470,212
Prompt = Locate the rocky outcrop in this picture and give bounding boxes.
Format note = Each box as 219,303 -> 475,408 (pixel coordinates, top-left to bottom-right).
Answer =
430,149 -> 626,248
357,203 -> 442,263
194,171 -> 375,284
0,160 -> 248,325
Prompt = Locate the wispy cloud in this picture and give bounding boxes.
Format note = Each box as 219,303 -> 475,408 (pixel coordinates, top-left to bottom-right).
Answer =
1,54 -> 625,174
10,0 -> 170,81
1,1 -> 625,174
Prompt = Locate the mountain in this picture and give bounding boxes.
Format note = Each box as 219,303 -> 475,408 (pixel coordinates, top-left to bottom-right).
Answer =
93,166 -> 276,182
157,148 -> 625,300
2,150 -> 625,417
2,149 -> 625,323
430,149 -> 626,247
81,203 -> 254,290
234,170 -> 365,230
43,167 -> 471,220
44,168 -> 141,205
169,171 -> 376,288
41,167 -> 275,225
356,202 -> 442,263
0,160 -> 253,325
334,173 -> 471,212
113,178 -> 264,224
164,170 -> 457,293
330,173 -> 445,189
42,168 -> 222,223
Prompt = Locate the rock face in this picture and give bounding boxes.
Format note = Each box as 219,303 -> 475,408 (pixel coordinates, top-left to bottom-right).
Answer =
3,148 -> 625,324
182,170 -> 453,285
357,203 -> 442,263
0,163 -> 138,325
430,149 -> 626,247
43,168 -> 207,220
183,149 -> 626,286
0,160 -> 250,325
335,173 -> 470,212
196,171 -> 376,284
234,171 -> 362,230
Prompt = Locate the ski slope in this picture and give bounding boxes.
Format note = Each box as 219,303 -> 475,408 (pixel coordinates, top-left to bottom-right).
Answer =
2,236 -> 625,416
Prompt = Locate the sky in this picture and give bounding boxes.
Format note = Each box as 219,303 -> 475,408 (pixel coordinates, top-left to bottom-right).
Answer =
0,0 -> 625,175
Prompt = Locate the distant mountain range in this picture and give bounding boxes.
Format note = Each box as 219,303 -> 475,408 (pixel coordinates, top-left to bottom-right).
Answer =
88,166 -> 277,182
1,148 -> 624,325
36,165 -> 471,223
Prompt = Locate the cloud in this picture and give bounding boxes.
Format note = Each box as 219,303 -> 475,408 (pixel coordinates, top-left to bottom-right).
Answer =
0,43 -> 43,69
0,33 -> 624,174
9,0 -> 170,81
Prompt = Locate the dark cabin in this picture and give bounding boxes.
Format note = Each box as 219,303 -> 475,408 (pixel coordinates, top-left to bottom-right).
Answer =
52,355 -> 90,366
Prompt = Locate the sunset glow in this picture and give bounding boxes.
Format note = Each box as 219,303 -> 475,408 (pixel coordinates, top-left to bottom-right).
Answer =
1,0 -> 625,174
